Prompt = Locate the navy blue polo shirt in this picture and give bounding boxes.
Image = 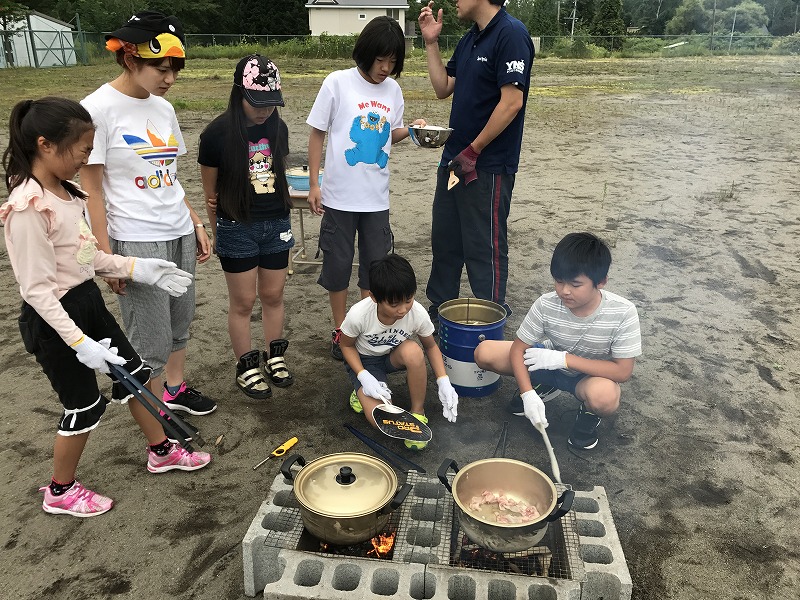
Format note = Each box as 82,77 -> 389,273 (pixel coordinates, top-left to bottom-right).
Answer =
442,8 -> 534,174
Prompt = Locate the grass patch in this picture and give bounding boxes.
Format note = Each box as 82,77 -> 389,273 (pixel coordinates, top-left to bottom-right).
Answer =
171,98 -> 228,112
0,56 -> 796,138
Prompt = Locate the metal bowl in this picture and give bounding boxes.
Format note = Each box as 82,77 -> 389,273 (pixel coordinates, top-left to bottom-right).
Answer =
408,125 -> 453,149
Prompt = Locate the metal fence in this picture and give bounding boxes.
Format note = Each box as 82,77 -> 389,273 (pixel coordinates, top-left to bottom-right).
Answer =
532,33 -> 778,54
181,32 -> 779,55
1,28 -> 78,68
1,30 -> 785,68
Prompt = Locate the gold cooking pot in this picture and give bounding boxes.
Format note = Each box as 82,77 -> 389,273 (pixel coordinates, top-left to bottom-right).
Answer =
281,453 -> 411,545
438,458 -> 574,552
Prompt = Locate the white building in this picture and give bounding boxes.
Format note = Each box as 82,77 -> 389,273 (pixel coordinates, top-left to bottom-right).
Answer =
1,11 -> 76,68
305,0 -> 410,36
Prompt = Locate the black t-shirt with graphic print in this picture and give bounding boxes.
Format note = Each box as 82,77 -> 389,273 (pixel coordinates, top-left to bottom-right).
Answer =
198,111 -> 289,221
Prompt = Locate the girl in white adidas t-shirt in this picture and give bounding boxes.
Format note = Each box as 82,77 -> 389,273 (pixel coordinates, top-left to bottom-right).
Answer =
80,11 -> 217,422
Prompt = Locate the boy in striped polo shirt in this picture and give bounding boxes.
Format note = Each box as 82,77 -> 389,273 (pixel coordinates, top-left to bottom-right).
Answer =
475,232 -> 641,449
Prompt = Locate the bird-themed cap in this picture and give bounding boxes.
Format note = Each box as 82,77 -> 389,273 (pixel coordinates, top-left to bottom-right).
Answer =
105,10 -> 185,59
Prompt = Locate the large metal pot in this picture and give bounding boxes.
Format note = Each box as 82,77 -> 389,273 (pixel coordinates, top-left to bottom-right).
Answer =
281,453 -> 411,545
438,458 -> 574,552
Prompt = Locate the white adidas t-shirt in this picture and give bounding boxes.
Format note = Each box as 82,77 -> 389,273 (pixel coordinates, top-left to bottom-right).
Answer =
82,84 -> 193,241
306,68 -> 405,212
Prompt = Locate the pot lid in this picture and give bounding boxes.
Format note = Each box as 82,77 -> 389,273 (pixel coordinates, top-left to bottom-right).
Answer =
292,453 -> 398,518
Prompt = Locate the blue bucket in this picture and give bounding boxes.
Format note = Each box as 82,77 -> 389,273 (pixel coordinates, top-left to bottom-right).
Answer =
437,298 -> 507,397
286,166 -> 323,191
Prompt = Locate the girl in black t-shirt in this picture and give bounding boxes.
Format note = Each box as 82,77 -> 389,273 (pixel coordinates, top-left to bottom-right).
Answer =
199,54 -> 294,400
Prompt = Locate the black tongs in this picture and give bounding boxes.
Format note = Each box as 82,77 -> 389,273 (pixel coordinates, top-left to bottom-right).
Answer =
493,421 -> 509,458
108,364 -> 204,452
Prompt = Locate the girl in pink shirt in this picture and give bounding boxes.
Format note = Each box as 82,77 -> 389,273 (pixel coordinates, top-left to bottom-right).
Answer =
1,97 -> 211,518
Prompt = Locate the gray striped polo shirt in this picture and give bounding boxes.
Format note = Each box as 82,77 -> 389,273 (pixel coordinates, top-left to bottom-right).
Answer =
516,290 -> 641,376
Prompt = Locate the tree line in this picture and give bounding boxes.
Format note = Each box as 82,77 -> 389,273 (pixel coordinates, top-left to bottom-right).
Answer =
9,0 -> 799,38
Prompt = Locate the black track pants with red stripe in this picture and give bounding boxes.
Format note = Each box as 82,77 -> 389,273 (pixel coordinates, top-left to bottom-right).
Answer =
426,166 -> 514,311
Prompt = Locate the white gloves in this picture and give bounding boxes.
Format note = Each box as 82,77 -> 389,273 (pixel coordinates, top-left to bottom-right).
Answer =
523,347 -> 568,371
131,258 -> 193,297
436,376 -> 459,423
521,389 -> 549,428
357,370 -> 392,402
73,336 -> 126,374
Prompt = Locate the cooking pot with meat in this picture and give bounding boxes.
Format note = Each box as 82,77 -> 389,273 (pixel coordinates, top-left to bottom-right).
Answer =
438,458 -> 574,552
281,453 -> 411,545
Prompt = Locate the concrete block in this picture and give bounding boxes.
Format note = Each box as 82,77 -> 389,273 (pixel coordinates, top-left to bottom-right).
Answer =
243,475 -> 631,600
572,486 -> 632,600
242,475 -> 298,596
262,550 -> 427,599
426,562 -> 583,600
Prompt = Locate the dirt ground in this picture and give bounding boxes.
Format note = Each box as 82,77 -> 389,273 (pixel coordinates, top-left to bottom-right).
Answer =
0,56 -> 798,600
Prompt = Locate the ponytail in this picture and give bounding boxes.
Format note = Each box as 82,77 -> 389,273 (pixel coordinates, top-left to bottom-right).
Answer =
2,97 -> 94,198
4,100 -> 36,194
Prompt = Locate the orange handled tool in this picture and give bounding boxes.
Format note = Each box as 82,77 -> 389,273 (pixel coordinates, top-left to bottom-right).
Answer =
253,436 -> 298,470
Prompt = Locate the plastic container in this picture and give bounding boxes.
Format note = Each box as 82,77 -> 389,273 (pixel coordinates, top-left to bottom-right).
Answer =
286,166 -> 323,191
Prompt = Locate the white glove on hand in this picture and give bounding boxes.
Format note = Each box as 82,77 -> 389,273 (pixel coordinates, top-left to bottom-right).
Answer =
73,336 -> 126,374
521,389 -> 549,428
132,258 -> 193,297
523,347 -> 568,371
357,370 -> 392,402
436,376 -> 459,423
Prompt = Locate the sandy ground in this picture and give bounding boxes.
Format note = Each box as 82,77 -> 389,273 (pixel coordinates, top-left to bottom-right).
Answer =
0,56 -> 798,599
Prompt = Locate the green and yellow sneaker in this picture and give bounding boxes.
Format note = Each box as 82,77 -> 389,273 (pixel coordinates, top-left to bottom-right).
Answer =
349,390 -> 364,414
404,413 -> 429,450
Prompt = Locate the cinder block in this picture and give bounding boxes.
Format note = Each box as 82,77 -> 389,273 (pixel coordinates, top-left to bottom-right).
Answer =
261,551 -> 428,599
242,475 -> 298,596
244,475 -> 631,600
426,562 -> 583,600
572,486 -> 632,600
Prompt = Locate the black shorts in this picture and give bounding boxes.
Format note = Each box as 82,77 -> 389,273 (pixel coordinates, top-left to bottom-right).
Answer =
219,250 -> 290,273
344,352 -> 404,391
316,207 -> 393,292
19,280 -> 151,435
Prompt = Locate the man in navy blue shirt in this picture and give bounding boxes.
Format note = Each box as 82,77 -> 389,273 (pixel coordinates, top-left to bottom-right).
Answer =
419,0 -> 533,325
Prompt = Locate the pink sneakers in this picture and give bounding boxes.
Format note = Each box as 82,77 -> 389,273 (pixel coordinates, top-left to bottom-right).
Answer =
38,446 -> 211,516
40,482 -> 113,517
147,443 -> 212,473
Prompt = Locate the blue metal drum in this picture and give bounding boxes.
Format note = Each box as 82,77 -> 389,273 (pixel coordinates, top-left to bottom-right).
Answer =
437,298 -> 507,397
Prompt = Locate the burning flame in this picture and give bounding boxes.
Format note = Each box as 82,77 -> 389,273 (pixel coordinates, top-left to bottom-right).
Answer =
367,531 -> 396,557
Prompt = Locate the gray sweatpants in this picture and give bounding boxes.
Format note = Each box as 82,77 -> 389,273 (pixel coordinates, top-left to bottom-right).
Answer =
110,233 -> 197,376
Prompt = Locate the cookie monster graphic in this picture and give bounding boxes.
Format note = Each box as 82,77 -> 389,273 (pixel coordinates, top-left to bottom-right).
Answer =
345,111 -> 390,168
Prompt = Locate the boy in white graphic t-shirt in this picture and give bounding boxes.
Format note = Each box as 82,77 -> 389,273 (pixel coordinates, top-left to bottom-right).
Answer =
340,255 -> 459,450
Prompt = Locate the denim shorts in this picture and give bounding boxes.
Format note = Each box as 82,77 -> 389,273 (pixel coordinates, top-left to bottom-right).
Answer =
529,369 -> 588,397
215,216 -> 294,261
345,352 -> 404,391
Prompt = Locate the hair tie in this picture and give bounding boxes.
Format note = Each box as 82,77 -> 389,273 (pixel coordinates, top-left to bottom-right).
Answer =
15,99 -> 35,123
